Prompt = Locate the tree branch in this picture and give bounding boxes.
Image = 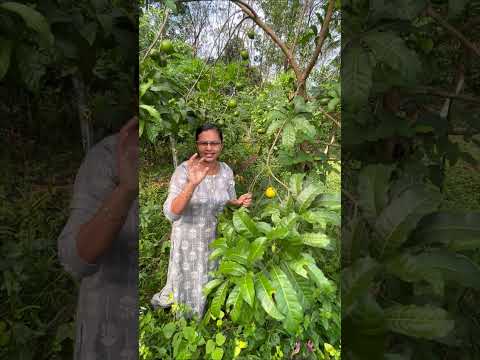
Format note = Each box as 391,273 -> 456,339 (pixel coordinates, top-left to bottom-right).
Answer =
426,5 -> 480,58
405,86 -> 480,105
141,9 -> 170,63
300,0 -> 335,84
231,0 -> 303,81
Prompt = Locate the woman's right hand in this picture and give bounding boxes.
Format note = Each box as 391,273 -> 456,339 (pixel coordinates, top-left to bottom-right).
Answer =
186,153 -> 210,186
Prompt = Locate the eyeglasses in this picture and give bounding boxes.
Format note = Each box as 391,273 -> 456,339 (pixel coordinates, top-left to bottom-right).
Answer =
196,141 -> 222,147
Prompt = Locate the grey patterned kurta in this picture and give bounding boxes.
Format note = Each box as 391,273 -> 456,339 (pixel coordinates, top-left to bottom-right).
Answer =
151,161 -> 236,315
58,135 -> 139,360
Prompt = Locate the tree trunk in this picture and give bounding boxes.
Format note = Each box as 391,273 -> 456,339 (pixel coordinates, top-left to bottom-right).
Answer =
72,76 -> 93,153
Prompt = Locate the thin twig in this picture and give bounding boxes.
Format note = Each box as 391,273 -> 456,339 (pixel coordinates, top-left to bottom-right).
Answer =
141,9 -> 170,63
405,86 -> 480,104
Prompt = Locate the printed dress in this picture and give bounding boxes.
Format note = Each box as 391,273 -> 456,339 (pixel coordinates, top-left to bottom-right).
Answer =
58,134 -> 139,360
151,161 -> 236,316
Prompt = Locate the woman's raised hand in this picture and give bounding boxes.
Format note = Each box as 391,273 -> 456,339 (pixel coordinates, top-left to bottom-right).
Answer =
187,153 -> 210,186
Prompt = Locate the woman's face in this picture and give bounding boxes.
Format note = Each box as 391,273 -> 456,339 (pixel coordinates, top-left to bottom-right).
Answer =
196,129 -> 223,163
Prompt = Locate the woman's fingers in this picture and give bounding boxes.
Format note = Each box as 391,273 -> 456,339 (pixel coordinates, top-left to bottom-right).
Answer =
187,153 -> 198,167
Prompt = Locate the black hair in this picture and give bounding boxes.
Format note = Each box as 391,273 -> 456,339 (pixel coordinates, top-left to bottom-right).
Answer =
195,123 -> 223,142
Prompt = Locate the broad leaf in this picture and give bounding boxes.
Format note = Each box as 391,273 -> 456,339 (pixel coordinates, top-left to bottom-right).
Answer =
255,273 -> 285,320
203,279 -> 224,297
363,31 -> 421,82
140,104 -> 160,119
375,184 -> 440,256
342,257 -> 381,319
0,2 -> 54,45
296,183 -> 323,213
233,209 -> 260,238
226,285 -> 243,322
384,305 -> 454,339
302,232 -> 332,249
292,116 -> 316,139
342,43 -> 372,111
270,266 -> 303,334
357,164 -> 394,223
247,237 -> 267,264
289,174 -> 305,197
448,0 -> 469,19
219,261 -> 247,277
210,281 -> 229,319
281,122 -> 296,149
413,211 -> 480,251
302,210 -> 340,226
239,272 -> 255,307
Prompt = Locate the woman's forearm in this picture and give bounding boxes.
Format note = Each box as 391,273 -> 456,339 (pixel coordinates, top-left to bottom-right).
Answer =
170,181 -> 197,215
76,184 -> 136,264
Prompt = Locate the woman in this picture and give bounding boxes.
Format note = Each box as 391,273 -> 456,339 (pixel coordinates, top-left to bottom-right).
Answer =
151,123 -> 252,316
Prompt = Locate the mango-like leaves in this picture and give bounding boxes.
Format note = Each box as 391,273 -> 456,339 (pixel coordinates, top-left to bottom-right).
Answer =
384,305 -> 454,340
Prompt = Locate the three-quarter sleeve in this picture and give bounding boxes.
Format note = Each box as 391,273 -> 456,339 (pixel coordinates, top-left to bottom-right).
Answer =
163,163 -> 188,222
57,138 -> 116,281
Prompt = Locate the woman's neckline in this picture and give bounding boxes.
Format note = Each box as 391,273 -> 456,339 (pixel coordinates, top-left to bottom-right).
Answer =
206,161 -> 221,176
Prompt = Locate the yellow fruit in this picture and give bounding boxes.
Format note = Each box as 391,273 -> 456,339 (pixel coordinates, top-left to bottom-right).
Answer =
265,186 -> 276,198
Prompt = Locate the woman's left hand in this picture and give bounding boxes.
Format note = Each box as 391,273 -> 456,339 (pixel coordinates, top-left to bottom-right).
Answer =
236,193 -> 252,207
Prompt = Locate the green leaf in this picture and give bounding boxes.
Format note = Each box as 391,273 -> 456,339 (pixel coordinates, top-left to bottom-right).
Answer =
413,211 -> 480,251
357,164 -> 395,223
302,210 -> 340,226
247,237 -> 267,264
448,0 -> 469,19
212,347 -> 224,360
255,273 -> 285,320
293,96 -> 308,113
287,256 -> 310,278
233,209 -> 260,238
210,282 -> 229,319
164,0 -> 177,12
215,333 -> 226,346
385,252 -> 445,295
162,322 -> 176,339
219,261 -> 247,277
270,265 -> 303,334
418,250 -> 480,289
342,43 -> 372,111
267,118 -> 283,136
342,257 -> 381,319
363,31 -> 421,82
182,326 -> 196,342
292,116 -> 316,139
226,285 -> 243,322
0,37 -> 12,80
140,104 -> 160,119
266,226 -> 289,240
239,272 -> 255,307
304,259 -> 333,292
289,174 -> 305,197
203,279 -> 224,297
206,339 -> 215,354
327,97 -> 340,111
302,232 -> 332,249
0,2 -> 54,45
140,79 -> 153,97
384,305 -> 454,339
375,184 -> 441,256
281,123 -> 296,149
296,183 -> 323,212
79,22 -> 97,45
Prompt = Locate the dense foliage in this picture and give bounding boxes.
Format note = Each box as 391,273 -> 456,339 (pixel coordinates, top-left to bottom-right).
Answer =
342,0 -> 480,359
139,1 -> 342,359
